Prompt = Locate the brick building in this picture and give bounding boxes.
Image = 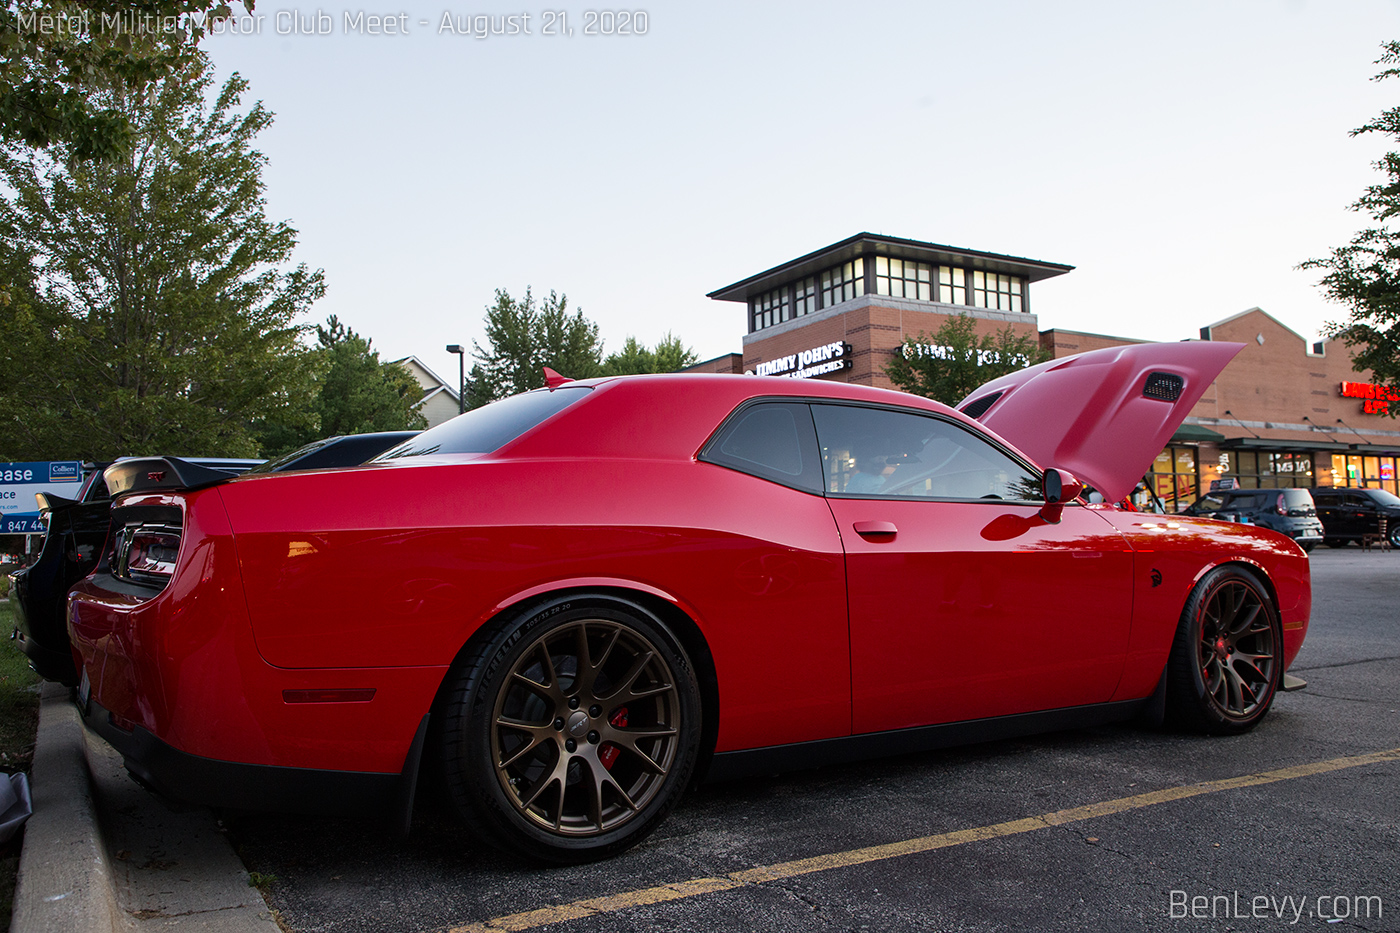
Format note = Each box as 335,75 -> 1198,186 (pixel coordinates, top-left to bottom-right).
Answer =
701,233 -> 1400,509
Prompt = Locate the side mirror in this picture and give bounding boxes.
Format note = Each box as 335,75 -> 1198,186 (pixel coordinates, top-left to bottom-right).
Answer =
1039,468 -> 1084,524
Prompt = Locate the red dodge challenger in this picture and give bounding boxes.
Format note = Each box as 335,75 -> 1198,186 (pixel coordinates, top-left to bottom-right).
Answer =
65,341 -> 1310,862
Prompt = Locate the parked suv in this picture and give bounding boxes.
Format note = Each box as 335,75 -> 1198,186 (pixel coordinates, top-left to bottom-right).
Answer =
1309,486 -> 1400,548
1181,487 -> 1325,552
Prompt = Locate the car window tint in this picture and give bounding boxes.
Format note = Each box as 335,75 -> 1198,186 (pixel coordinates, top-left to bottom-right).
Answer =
376,387 -> 591,458
1369,488 -> 1400,507
699,402 -> 821,493
1197,494 -> 1226,511
811,403 -> 1040,501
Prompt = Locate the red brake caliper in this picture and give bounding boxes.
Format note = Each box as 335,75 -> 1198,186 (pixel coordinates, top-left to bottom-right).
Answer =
598,707 -> 628,770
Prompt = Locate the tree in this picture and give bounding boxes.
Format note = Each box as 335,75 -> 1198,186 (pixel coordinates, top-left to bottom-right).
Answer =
885,313 -> 1049,405
599,332 -> 699,376
308,315 -> 427,440
1303,41 -> 1400,417
0,54 -> 324,461
468,288 -> 603,405
1,1 -> 252,161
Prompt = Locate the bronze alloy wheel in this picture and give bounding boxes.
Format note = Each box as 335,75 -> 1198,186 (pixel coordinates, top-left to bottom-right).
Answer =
441,597 -> 701,861
1194,577 -> 1276,720
490,618 -> 682,836
1166,566 -> 1281,734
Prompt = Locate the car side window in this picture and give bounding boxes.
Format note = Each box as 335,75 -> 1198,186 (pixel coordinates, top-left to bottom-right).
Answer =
699,402 -> 823,493
811,403 -> 1040,501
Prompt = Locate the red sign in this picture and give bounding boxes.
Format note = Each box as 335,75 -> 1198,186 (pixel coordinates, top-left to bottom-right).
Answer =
1339,381 -> 1400,414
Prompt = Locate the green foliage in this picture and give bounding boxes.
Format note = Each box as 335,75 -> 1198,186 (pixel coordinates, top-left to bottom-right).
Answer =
1303,41 -> 1400,417
0,55 -> 324,461
258,315 -> 426,455
885,313 -> 1049,406
0,602 -> 40,779
599,332 -> 699,376
246,871 -> 277,890
0,1 -> 252,161
468,288 -> 603,405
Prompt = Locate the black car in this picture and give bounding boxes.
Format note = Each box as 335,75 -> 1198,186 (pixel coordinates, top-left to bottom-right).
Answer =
8,432 -> 417,684
1181,487 -> 1325,552
1309,486 -> 1400,548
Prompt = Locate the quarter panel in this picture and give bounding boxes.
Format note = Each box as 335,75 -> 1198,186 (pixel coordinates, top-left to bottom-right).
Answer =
220,458 -> 851,752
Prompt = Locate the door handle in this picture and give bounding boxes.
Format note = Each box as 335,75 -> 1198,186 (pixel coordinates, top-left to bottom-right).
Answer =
853,520 -> 898,538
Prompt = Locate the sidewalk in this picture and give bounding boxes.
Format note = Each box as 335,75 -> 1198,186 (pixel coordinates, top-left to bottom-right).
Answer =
11,683 -> 279,933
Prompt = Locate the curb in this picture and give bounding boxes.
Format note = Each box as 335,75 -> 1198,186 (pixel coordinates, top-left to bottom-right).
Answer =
10,684 -> 119,933
11,683 -> 280,932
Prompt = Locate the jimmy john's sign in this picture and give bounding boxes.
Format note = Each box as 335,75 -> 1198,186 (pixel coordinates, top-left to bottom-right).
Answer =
751,341 -> 853,379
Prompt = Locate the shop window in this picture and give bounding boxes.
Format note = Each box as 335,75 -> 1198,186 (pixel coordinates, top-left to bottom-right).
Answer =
875,257 -> 932,301
971,271 -> 1023,312
794,276 -> 816,318
1218,450 -> 1314,489
750,286 -> 791,332
820,261 -> 862,309
938,266 -> 966,305
1148,445 -> 1198,512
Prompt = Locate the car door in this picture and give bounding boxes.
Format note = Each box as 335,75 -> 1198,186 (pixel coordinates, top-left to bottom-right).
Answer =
810,402 -> 1134,735
1312,490 -> 1340,537
1345,492 -> 1377,537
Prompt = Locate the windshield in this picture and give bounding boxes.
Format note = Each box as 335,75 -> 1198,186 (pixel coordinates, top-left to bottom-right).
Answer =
247,440 -> 330,474
376,386 -> 591,459
1369,488 -> 1400,507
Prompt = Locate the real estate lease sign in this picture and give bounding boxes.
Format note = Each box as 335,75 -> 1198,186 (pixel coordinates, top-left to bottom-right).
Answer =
0,462 -> 83,533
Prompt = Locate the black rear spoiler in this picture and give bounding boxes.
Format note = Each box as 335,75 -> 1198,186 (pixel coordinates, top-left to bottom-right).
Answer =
104,458 -> 241,498
34,493 -> 78,514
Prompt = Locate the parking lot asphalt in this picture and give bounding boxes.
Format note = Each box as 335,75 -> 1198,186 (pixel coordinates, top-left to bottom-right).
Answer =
14,546 -> 1400,933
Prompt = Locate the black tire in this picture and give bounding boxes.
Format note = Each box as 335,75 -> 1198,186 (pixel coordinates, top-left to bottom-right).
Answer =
1300,542 -> 1316,553
1164,566 -> 1281,735
439,595 -> 701,863
1389,523 -> 1400,549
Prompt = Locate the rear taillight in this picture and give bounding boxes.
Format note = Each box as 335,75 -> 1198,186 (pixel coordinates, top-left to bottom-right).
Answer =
113,524 -> 181,588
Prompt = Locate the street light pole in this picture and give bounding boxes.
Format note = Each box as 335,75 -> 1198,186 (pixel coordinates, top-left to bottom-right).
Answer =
445,344 -> 465,414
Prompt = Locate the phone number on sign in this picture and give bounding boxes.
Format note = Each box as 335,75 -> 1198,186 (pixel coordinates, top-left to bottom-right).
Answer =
438,10 -> 648,38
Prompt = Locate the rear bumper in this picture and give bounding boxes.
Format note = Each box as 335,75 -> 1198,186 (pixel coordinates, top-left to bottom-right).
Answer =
78,692 -> 410,814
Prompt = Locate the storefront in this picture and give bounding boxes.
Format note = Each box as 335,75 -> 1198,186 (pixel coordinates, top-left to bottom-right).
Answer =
704,234 -> 1400,509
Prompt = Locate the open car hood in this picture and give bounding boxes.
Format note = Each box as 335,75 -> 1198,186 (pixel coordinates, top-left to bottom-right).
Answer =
957,341 -> 1244,503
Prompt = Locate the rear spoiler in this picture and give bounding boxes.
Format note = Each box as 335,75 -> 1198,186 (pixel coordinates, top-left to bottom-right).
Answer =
104,458 -> 241,498
33,493 -> 78,514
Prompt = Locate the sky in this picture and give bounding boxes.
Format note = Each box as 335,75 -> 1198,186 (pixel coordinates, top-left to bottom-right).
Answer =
201,0 -> 1400,387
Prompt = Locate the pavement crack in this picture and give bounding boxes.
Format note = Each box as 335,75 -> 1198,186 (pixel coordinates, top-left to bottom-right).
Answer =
1291,654 -> 1400,672
1301,691 -> 1388,703
767,880 -> 839,927
127,904 -> 250,920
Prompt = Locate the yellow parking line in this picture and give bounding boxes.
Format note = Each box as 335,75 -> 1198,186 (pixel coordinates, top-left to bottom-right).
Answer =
445,746 -> 1400,933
